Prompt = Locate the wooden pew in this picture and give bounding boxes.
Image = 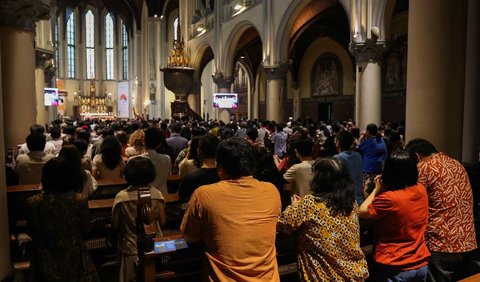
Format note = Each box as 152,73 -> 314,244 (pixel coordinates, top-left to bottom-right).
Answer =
90,174 -> 182,199
6,179 -> 182,277
167,174 -> 181,194
141,234 -> 204,282
459,273 -> 480,282
138,233 -> 299,282
89,178 -> 128,199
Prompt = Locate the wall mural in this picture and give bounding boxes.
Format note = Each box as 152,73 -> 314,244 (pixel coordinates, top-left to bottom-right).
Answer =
383,38 -> 407,91
311,53 -> 342,96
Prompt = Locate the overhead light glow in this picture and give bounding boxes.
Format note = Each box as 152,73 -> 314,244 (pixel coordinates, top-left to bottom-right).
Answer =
233,4 -> 243,10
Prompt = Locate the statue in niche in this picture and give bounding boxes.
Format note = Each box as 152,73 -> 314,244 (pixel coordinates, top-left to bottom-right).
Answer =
311,53 -> 342,96
89,81 -> 96,96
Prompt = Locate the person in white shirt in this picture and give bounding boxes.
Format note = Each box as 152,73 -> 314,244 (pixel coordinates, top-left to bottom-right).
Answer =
283,138 -> 315,196
48,126 -> 63,155
141,127 -> 172,195
16,134 -> 56,184
256,120 -> 270,146
18,124 -> 56,155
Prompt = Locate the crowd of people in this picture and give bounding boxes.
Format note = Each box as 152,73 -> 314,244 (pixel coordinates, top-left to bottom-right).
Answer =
9,116 -> 478,281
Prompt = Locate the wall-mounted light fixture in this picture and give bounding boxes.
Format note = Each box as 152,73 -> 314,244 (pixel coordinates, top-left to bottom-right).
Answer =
232,2 -> 247,16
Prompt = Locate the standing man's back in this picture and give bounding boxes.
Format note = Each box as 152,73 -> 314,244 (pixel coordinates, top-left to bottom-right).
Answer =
334,130 -> 364,204
177,133 -> 220,203
283,138 -> 315,196
406,139 -> 477,281
357,123 -> 387,176
166,122 -> 188,161
181,137 -> 281,281
143,127 -> 172,195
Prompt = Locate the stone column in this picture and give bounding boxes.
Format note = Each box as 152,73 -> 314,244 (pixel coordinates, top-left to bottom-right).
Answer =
133,30 -> 143,117
263,64 -> 288,123
462,0 -> 480,163
0,1 -> 51,278
350,42 -> 386,131
291,81 -> 300,119
35,49 -> 54,126
405,0 -> 467,159
212,72 -> 233,123
0,41 -> 10,281
153,17 -> 163,119
0,0 -> 50,151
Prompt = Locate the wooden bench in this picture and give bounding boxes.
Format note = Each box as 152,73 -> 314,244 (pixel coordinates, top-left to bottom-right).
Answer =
89,178 -> 128,199
139,233 -> 299,282
6,179 -> 182,277
459,273 -> 480,282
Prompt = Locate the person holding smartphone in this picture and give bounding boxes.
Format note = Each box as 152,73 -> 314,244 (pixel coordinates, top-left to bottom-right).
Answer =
359,150 -> 430,281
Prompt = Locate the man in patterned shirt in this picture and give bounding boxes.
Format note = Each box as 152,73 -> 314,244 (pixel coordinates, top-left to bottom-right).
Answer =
406,139 -> 477,281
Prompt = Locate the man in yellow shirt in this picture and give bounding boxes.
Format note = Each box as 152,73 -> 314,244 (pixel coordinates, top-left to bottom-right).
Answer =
181,137 -> 281,281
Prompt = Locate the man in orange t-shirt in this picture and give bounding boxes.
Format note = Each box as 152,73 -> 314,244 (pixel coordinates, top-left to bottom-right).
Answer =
181,137 -> 281,281
406,139 -> 478,282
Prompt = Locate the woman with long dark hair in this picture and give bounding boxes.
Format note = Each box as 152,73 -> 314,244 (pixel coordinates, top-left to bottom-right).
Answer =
92,135 -> 125,180
178,136 -> 202,178
278,158 -> 369,281
359,150 -> 430,281
27,157 -> 99,281
59,144 -> 97,196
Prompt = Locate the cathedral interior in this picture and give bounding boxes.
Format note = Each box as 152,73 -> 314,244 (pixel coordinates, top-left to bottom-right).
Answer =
0,0 -> 479,279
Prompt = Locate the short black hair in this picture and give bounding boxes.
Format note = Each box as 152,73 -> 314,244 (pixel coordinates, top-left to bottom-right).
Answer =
124,157 -> 156,186
216,137 -> 254,178
381,149 -> 418,190
26,133 -> 46,152
366,123 -> 378,135
63,125 -> 76,136
331,122 -> 343,133
311,158 -> 354,216
198,133 -> 219,159
101,127 -> 114,138
30,124 -> 45,135
144,127 -> 165,149
76,129 -> 91,143
405,138 -> 438,159
50,126 -> 61,139
42,157 -> 70,194
335,130 -> 354,151
294,138 -> 313,157
72,139 -> 88,156
246,126 -> 258,141
169,122 -> 182,133
191,126 -> 207,137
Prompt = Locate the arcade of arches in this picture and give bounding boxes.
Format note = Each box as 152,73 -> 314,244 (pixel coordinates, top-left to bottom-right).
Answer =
0,0 -> 479,277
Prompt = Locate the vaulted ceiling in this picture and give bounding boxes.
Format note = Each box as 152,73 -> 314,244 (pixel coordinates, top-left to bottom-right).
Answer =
289,1 -> 351,83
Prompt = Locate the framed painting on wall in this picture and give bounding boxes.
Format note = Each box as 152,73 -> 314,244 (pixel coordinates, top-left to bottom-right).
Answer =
383,38 -> 407,91
311,53 -> 342,96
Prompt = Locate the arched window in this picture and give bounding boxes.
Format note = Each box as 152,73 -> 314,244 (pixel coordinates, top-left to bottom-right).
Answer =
66,10 -> 76,78
105,13 -> 114,80
85,10 -> 95,79
173,16 -> 179,42
122,24 -> 128,80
